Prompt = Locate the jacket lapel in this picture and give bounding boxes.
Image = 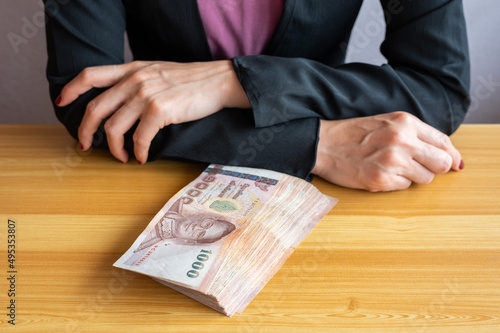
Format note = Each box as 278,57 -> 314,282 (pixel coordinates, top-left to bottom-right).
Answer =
264,0 -> 296,55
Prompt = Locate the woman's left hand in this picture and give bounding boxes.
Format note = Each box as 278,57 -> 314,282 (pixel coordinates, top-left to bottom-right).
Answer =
56,60 -> 251,164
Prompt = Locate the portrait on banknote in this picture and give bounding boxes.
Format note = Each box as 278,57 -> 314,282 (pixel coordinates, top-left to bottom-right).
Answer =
133,197 -> 236,252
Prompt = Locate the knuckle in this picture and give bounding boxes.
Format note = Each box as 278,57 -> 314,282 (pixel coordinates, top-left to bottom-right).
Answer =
81,67 -> 95,83
132,133 -> 148,148
148,63 -> 161,71
136,83 -> 151,99
378,149 -> 401,167
129,70 -> 149,84
166,111 -> 179,125
159,68 -> 172,81
383,128 -> 406,146
104,120 -> 118,136
85,100 -> 98,116
439,154 -> 453,173
130,60 -> 147,70
365,169 -> 391,192
131,60 -> 142,67
392,111 -> 414,125
147,99 -> 164,117
438,133 -> 452,147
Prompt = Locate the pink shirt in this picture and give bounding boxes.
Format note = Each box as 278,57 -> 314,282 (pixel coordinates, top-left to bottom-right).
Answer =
197,0 -> 284,60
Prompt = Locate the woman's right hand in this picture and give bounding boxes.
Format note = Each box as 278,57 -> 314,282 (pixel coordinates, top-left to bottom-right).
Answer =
311,111 -> 464,192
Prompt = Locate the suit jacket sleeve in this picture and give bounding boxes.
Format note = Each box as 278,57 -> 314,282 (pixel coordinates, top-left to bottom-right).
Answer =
43,0 -> 319,179
233,0 -> 470,135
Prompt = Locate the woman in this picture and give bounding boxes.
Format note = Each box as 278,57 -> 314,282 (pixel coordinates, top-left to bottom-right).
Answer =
44,0 -> 470,191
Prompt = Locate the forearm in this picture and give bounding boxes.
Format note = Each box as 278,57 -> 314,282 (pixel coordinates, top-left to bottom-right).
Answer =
232,0 -> 470,135
150,110 -> 319,179
54,97 -> 319,179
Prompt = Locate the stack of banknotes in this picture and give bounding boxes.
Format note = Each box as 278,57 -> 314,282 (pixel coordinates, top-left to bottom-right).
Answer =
114,164 -> 337,316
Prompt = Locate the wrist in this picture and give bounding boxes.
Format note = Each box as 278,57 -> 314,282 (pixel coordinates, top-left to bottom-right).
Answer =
312,120 -> 328,176
220,60 -> 251,109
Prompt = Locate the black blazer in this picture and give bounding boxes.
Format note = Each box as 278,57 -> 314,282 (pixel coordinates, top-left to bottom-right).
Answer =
44,0 -> 470,179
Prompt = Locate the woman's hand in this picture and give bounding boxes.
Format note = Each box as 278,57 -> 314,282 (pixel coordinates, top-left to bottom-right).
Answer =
312,112 -> 464,192
56,60 -> 251,164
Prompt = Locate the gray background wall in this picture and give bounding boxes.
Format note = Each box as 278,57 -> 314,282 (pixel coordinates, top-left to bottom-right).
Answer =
1,0 -> 499,124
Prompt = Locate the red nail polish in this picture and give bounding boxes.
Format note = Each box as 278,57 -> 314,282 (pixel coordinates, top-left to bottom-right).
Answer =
137,160 -> 143,165
459,160 -> 465,170
55,95 -> 61,106
79,143 -> 84,151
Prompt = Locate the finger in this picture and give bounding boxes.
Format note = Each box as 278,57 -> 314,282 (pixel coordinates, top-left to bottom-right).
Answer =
78,94 -> 124,151
105,119 -> 129,163
391,175 -> 413,191
399,159 -> 436,185
133,110 -> 162,165
78,71 -> 164,150
416,122 -> 462,171
412,141 -> 453,175
366,174 -> 412,192
58,62 -> 143,106
364,166 -> 412,192
103,101 -> 145,163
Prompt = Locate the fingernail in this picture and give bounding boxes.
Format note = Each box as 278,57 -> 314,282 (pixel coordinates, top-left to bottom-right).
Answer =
137,160 -> 143,165
79,143 -> 84,151
55,95 -> 61,106
459,160 -> 465,170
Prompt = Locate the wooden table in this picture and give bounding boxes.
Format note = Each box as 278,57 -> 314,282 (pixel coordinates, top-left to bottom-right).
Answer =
0,124 -> 499,332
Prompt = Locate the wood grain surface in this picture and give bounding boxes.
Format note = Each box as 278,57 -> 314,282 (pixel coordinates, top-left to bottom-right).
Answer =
0,124 -> 499,332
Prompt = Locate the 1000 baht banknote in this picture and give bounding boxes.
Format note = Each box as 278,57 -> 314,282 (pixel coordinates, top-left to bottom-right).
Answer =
114,164 -> 337,315
114,165 -> 291,288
